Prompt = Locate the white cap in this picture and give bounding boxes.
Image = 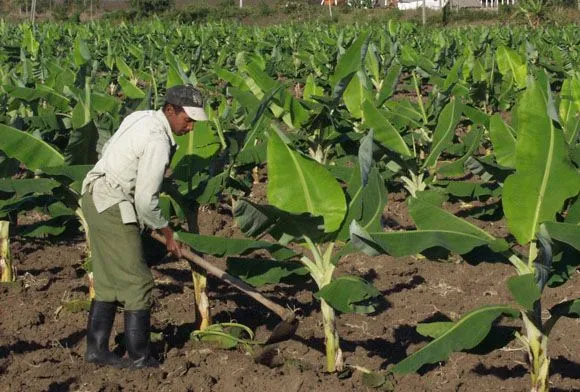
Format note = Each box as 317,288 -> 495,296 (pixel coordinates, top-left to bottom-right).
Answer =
166,85 -> 209,121
183,106 -> 209,121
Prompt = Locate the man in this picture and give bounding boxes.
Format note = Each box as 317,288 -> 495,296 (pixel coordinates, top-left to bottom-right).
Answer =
80,85 -> 208,369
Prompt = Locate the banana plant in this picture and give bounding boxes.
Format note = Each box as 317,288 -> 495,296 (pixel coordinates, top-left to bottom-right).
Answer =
0,124 -> 95,294
352,75 -> 580,391
221,31 -> 372,165
175,129 -> 385,372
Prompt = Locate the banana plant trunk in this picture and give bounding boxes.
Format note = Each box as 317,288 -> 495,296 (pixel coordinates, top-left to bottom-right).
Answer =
320,299 -> 343,372
0,221 -> 16,282
522,312 -> 550,392
193,269 -> 211,330
306,241 -> 344,373
185,207 -> 211,331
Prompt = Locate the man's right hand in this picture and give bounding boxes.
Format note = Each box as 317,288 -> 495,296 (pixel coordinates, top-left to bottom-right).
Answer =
158,226 -> 182,258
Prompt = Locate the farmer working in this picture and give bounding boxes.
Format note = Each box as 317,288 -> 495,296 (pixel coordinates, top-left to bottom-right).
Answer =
80,85 -> 208,369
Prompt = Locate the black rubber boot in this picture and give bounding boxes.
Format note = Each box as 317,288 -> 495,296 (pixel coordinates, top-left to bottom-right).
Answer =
85,301 -> 130,368
124,309 -> 160,369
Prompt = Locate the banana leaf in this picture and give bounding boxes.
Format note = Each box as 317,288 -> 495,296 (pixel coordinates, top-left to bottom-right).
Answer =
267,128 -> 346,233
0,124 -> 65,170
314,275 -> 380,314
488,114 -> 516,169
337,131 -> 387,241
226,257 -> 308,286
503,77 -> 580,245
391,305 -> 518,374
422,99 -> 463,170
176,231 -> 295,260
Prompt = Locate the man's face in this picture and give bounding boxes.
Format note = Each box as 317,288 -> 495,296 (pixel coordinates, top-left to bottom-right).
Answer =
167,107 -> 195,136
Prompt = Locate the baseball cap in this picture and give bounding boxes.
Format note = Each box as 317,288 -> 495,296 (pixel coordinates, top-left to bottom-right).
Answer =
165,85 -> 209,121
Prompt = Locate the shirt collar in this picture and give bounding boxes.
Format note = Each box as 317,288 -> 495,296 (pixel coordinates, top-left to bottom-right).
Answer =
155,109 -> 178,149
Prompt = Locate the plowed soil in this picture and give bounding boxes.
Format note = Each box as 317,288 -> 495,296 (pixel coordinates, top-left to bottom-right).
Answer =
1,186 -> 579,392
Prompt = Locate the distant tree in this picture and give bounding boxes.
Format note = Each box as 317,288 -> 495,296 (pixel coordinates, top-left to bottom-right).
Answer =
131,0 -> 173,15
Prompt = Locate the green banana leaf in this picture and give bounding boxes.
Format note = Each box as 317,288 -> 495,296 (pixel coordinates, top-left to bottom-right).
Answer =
226,257 -> 308,286
337,131 -> 387,241
176,231 -> 295,260
73,38 -> 91,67
303,74 -> 323,103
565,198 -> 580,224
41,165 -> 93,183
239,86 -> 282,153
314,275 -> 380,314
400,45 -> 436,76
488,114 -> 516,168
0,124 -> 65,170
0,179 -> 60,198
543,222 -> 580,251
330,32 -> 370,100
496,46 -> 527,90
22,26 -> 39,56
171,121 -> 221,183
365,42 -> 381,83
115,56 -> 134,78
416,322 -> 454,339
434,181 -> 502,199
422,99 -> 463,170
507,274 -> 542,311
118,77 -> 145,99
233,198 -> 325,243
350,219 -> 492,257
64,122 -> 99,165
384,100 -> 423,130
438,125 -> 484,177
267,128 -> 346,233
391,305 -> 518,374
376,62 -> 402,107
409,197 -> 509,252
6,85 -> 70,110
344,72 -> 374,119
559,77 -> 580,145
362,100 -> 411,157
20,215 -> 73,238
503,78 -> 580,245
462,105 -> 490,129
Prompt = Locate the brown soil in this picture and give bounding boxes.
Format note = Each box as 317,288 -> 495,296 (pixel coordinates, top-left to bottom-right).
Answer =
1,192 -> 579,392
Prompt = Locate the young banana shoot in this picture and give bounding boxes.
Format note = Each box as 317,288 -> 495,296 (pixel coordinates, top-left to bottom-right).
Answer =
302,238 -> 343,372
193,269 -> 212,330
0,221 -> 16,282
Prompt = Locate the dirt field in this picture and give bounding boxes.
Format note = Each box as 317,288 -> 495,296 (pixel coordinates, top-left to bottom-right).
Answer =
1,184 -> 579,392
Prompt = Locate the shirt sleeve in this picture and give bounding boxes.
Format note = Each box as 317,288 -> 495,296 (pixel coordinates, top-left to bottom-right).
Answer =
134,137 -> 171,229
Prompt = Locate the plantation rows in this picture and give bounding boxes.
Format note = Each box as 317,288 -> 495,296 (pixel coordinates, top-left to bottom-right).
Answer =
0,19 -> 579,391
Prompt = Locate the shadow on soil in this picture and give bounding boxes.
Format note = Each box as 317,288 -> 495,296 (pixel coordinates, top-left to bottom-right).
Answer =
59,330 -> 87,349
551,356 -> 580,380
47,377 -> 78,392
382,275 -> 425,296
0,341 -> 47,358
471,356 -> 580,387
472,363 -> 527,379
454,201 -> 504,222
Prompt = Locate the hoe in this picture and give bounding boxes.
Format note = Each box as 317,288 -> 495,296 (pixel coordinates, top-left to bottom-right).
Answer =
151,231 -> 298,349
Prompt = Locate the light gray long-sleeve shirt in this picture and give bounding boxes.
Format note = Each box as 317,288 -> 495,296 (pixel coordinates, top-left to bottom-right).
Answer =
81,110 -> 177,229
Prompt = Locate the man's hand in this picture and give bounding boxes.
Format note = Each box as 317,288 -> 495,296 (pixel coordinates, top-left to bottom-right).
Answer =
159,226 -> 182,258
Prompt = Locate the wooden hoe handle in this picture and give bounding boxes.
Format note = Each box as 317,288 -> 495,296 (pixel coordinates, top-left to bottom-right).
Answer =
150,231 -> 291,321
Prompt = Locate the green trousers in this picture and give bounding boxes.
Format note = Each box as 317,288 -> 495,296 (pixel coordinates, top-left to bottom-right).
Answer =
82,192 -> 154,311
